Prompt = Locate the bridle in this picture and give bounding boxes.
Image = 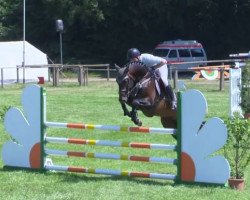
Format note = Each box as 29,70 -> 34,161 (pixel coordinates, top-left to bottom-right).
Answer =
126,70 -> 156,100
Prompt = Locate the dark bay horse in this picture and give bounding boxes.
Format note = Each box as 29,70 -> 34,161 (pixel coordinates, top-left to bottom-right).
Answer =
115,61 -> 177,129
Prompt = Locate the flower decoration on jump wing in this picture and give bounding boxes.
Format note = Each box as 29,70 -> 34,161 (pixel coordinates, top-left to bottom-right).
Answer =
180,89 -> 230,184
2,85 -> 42,169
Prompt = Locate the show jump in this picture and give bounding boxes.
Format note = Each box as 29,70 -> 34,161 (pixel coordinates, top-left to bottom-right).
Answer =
2,85 -> 230,185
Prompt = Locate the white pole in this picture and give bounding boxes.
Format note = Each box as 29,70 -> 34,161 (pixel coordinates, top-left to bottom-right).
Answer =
22,0 -> 26,84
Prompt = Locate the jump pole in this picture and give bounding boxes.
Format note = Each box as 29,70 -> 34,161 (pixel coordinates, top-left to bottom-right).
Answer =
41,86 -> 179,180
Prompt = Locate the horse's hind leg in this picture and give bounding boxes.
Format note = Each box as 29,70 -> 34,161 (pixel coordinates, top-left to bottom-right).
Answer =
161,117 -> 177,139
161,117 -> 177,129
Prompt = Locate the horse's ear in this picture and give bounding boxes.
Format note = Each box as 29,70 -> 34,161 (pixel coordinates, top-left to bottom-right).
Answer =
114,64 -> 121,71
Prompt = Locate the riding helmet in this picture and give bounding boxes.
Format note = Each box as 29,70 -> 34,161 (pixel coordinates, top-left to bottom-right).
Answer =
127,48 -> 141,60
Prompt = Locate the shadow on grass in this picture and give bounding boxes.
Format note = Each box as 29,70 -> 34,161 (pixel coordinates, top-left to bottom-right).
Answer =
206,89 -> 227,93
1,166 -> 225,189
1,166 -> 172,186
46,170 -> 173,186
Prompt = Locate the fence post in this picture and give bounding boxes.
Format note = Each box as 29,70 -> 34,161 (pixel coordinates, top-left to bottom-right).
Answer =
52,67 -> 56,86
1,68 -> 3,88
107,65 -> 110,81
48,67 -> 51,82
56,67 -> 59,86
16,66 -> 19,83
219,68 -> 225,91
83,68 -> 86,86
78,66 -> 83,86
86,68 -> 89,86
22,64 -> 25,84
52,67 -> 59,86
173,69 -> 178,89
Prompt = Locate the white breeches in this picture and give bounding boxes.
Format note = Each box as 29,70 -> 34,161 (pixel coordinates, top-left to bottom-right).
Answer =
156,64 -> 168,86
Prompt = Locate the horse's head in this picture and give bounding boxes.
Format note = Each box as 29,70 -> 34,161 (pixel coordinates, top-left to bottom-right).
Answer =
115,65 -> 133,103
115,61 -> 148,103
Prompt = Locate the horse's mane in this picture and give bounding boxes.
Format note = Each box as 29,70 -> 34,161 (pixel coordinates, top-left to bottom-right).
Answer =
116,61 -> 149,84
127,61 -> 148,81
128,61 -> 147,73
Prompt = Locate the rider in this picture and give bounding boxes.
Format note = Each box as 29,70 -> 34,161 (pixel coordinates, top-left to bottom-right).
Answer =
126,48 -> 177,110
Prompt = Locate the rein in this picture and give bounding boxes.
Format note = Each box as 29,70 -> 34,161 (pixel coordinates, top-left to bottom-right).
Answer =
127,73 -> 136,82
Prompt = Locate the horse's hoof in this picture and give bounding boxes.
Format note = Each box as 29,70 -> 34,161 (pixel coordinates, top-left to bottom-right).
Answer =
136,120 -> 142,126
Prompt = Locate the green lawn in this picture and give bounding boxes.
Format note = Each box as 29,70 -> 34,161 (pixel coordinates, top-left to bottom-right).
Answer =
0,80 -> 249,200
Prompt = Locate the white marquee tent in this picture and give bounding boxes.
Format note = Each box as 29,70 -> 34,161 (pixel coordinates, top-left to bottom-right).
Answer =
0,41 -> 48,84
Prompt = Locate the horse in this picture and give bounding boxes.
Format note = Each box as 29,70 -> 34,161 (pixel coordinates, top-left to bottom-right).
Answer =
115,61 -> 177,129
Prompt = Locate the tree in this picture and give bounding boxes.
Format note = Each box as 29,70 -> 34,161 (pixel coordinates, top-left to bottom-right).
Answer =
1,0 -> 250,64
0,0 -> 22,40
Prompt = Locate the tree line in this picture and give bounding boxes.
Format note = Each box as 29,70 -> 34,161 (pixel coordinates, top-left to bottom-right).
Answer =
0,0 -> 250,65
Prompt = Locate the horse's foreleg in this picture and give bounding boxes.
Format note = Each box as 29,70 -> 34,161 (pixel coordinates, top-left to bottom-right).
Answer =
131,107 -> 142,126
120,102 -> 142,126
121,102 -> 131,117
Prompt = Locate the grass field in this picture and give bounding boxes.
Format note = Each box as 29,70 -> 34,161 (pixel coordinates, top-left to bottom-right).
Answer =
0,79 -> 249,200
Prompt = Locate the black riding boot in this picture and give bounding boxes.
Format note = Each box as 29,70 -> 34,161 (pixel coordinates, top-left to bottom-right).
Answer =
165,85 -> 177,110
